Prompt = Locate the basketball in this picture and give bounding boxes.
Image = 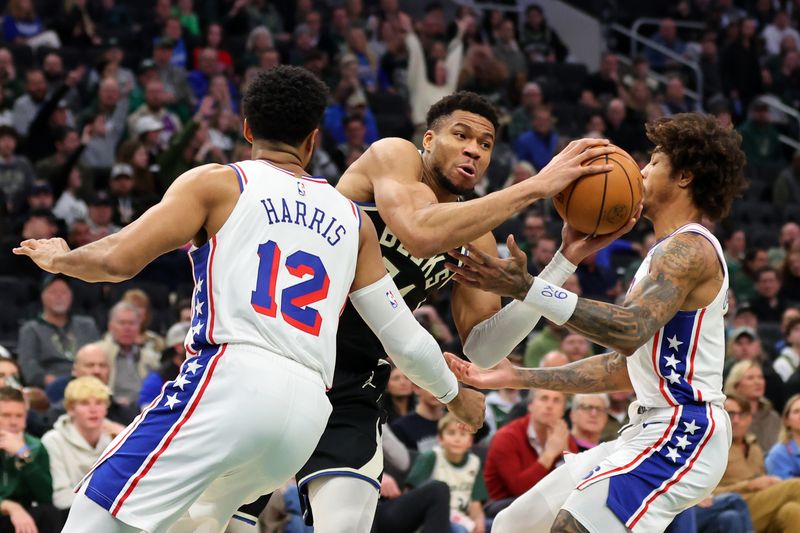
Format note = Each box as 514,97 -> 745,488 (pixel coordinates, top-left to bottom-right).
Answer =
552,146 -> 643,236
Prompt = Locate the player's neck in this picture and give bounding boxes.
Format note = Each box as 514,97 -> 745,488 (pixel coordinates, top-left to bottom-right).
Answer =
650,202 -> 704,240
420,155 -> 458,203
251,143 -> 307,176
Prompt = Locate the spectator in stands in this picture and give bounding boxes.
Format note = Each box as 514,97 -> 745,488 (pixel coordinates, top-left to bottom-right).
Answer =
781,247 -> 800,303
766,393 -> 800,479
127,80 -> 182,149
116,139 -> 156,195
0,124 -> 34,216
484,387 -> 520,442
583,52 -> 622,103
383,364 -> 415,424
45,341 -> 138,426
79,78 -> 129,172
12,69 -> 49,137
725,359 -> 782,451
699,33 -> 724,101
513,107 -> 559,172
604,98 -> 646,154
402,12 -> 466,140
528,234 -> 556,276
508,83 -> 543,144
85,190 -> 121,242
751,267 -> 788,323
576,251 -> 619,301
570,393 -> 609,451
108,163 -> 153,226
57,0 -> 102,49
493,18 -> 526,83
173,0 -> 199,38
738,98 -> 783,167
721,18 -> 763,120
35,126 -> 90,200
731,247 -> 769,302
768,222 -> 799,268
773,150 -> 800,211
762,11 -> 800,57
14,181 -> 60,233
187,48 -> 220,102
483,389 -> 577,507
90,40 -> 135,98
207,73 -> 238,115
192,23 -> 233,75
519,4 -> 567,63
724,228 -> 747,270
2,0 -> 60,50
334,114 -> 370,172
121,288 -> 165,353
459,43 -> 510,109
518,211 -> 546,256
99,301 -> 160,407
41,376 -> 114,510
158,17 -> 194,70
660,76 -> 699,116
0,386 -> 56,532
405,413 -> 487,533
151,37 -> 194,118
390,384 -> 445,453
715,393 -> 800,533
524,324 -> 564,368
17,274 -> 100,388
773,316 -> 800,382
345,26 -> 378,93
646,18 -> 687,69
726,326 -> 786,409
560,332 -> 591,363
540,350 -> 569,368
601,391 -> 632,442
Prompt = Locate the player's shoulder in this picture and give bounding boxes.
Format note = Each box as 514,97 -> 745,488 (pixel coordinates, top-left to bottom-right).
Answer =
361,138 -> 423,176
651,230 -> 719,281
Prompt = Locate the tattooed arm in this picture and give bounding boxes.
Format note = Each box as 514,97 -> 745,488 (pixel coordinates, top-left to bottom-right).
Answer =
445,351 -> 633,392
448,231 -> 721,357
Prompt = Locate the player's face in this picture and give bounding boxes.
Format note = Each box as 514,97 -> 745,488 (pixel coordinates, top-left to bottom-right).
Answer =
640,150 -> 677,220
424,111 -> 495,196
439,424 -> 473,457
68,398 -> 108,431
735,365 -> 765,401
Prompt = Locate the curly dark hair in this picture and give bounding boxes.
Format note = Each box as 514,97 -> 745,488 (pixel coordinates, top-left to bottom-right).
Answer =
646,113 -> 747,221
426,91 -> 499,133
242,65 -> 329,147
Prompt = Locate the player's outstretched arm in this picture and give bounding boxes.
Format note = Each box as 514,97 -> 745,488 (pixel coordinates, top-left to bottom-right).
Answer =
349,215 -> 485,431
13,164 -> 235,283
445,352 -> 633,393
346,138 -> 615,258
448,231 -> 719,357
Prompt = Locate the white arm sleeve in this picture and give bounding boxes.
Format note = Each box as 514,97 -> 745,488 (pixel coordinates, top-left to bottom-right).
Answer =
350,274 -> 459,403
463,251 -> 577,368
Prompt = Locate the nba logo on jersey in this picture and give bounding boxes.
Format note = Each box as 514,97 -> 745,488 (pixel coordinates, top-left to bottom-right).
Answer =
297,181 -> 306,196
386,290 -> 398,309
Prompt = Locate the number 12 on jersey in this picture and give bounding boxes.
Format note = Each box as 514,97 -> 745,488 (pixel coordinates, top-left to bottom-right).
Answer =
251,240 -> 330,336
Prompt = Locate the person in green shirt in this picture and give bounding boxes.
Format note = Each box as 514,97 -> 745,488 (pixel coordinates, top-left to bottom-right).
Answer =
0,386 -> 55,532
406,413 -> 488,533
523,324 -> 563,368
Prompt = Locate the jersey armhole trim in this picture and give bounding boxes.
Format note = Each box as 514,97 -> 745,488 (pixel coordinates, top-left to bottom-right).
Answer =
349,200 -> 362,229
227,163 -> 247,192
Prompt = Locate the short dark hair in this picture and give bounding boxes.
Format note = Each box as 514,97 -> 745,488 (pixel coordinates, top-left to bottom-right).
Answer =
0,386 -> 24,404
242,65 -> 329,147
645,113 -> 746,221
54,126 -> 76,144
426,91 -> 499,133
0,125 -> 17,140
756,266 -> 778,281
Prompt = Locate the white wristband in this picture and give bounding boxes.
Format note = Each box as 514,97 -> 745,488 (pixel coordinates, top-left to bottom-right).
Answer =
538,251 -> 577,285
523,276 -> 579,325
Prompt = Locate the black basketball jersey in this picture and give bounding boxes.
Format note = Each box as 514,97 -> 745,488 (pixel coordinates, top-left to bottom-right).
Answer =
334,202 -> 459,377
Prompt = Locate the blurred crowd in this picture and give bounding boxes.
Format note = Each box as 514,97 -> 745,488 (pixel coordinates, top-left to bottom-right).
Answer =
0,0 -> 799,532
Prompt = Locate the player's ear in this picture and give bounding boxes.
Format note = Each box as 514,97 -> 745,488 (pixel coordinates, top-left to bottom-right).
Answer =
422,128 -> 435,153
677,170 -> 694,189
242,118 -> 253,144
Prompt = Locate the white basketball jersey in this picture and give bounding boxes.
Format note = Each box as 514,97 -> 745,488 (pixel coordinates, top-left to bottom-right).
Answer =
626,223 -> 728,408
184,159 -> 362,388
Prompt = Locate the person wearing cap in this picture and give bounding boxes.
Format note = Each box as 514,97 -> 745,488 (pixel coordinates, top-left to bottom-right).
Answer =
127,58 -> 159,113
726,325 -> 787,411
108,162 -> 151,226
41,376 -> 114,511
137,321 -> 190,408
126,79 -> 182,147
151,25 -> 195,112
17,275 -> 100,388
0,124 -> 35,214
738,98 -> 783,167
85,190 -> 121,242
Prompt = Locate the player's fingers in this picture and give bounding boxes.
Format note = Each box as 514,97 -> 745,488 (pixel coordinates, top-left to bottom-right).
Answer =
450,273 -> 480,287
579,162 -> 614,176
444,262 -> 478,281
507,235 -> 526,262
577,145 -> 617,163
448,249 -> 483,269
11,246 -> 32,256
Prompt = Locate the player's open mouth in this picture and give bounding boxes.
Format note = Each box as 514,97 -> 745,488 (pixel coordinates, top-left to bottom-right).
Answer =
456,164 -> 476,178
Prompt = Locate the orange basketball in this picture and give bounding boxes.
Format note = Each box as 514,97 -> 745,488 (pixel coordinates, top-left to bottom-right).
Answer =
552,146 -> 643,236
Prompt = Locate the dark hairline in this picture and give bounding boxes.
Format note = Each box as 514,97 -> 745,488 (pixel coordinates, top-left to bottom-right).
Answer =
432,112 -> 496,140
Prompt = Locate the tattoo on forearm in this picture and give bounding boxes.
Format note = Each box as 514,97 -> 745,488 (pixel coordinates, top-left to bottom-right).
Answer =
551,510 -> 591,533
563,232 -> 709,354
516,352 -> 631,393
